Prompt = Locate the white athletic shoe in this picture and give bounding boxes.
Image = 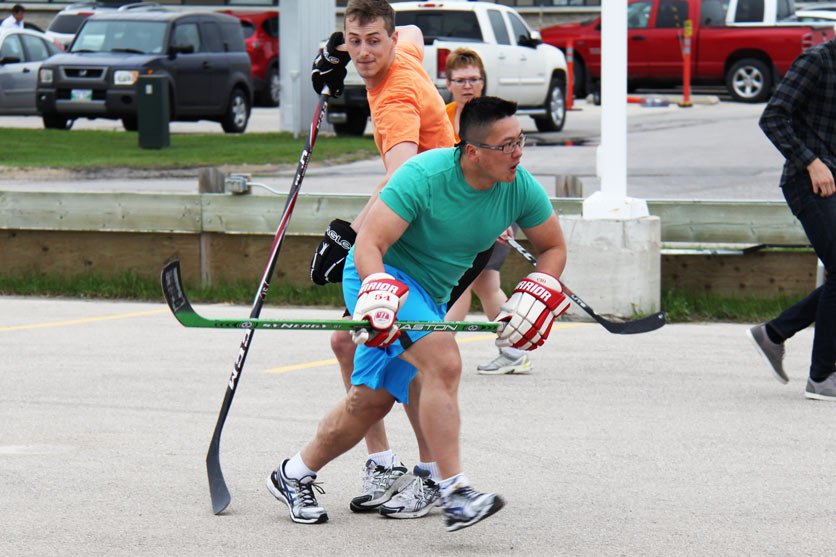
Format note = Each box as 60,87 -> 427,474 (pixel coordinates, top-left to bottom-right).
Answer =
379,466 -> 440,519
441,485 -> 504,532
349,458 -> 411,512
477,348 -> 532,375
266,460 -> 328,524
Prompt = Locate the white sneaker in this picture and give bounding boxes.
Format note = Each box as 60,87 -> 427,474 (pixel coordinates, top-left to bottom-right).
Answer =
379,466 -> 440,519
266,460 -> 328,524
349,458 -> 411,512
441,485 -> 504,532
477,349 -> 532,375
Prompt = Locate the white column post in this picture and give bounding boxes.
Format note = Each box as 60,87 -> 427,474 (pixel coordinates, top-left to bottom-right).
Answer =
280,0 -> 336,137
560,0 -> 659,318
584,0 -> 649,218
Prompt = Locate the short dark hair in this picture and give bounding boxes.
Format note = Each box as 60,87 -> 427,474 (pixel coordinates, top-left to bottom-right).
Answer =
459,96 -> 518,144
12,4 -> 24,14
345,0 -> 395,36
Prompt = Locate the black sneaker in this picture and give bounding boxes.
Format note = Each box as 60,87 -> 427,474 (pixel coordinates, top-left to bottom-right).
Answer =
747,324 -> 788,383
266,459 -> 328,524
441,485 -> 504,532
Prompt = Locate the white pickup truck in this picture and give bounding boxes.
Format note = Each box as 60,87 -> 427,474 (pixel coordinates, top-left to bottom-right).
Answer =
326,1 -> 569,135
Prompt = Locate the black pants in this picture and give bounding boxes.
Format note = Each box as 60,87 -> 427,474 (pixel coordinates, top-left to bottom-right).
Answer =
769,172 -> 836,381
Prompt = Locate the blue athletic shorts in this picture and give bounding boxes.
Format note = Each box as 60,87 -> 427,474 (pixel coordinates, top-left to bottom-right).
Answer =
343,249 -> 447,403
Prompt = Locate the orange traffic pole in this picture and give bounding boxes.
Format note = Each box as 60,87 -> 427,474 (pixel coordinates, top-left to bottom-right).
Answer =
680,21 -> 693,107
566,39 -> 574,110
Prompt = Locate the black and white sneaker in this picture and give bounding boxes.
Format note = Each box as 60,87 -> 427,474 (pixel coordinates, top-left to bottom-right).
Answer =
441,485 -> 504,532
349,458 -> 411,512
379,466 -> 440,519
266,459 -> 328,524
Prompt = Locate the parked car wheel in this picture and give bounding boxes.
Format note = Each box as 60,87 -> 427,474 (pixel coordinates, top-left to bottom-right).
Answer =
122,117 -> 138,131
261,65 -> 280,106
43,115 -> 71,130
534,78 -> 566,132
222,87 -> 250,133
726,58 -> 772,103
333,109 -> 369,136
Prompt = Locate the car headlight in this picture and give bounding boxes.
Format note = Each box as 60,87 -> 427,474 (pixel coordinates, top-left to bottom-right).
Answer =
113,70 -> 139,86
40,69 -> 53,84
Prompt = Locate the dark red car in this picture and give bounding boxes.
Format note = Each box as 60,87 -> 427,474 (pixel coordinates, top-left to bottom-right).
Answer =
223,10 -> 279,106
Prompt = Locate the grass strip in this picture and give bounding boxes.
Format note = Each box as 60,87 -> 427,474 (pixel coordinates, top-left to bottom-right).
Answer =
0,271 -> 810,322
0,129 -> 377,169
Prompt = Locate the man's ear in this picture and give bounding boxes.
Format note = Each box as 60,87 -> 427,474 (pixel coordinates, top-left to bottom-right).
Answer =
462,144 -> 480,163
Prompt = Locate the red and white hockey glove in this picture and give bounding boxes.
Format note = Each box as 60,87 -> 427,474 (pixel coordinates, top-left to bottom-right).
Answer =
496,272 -> 570,350
351,273 -> 410,348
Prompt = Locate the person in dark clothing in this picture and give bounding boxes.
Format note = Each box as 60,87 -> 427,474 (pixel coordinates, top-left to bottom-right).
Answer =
752,39 -> 836,400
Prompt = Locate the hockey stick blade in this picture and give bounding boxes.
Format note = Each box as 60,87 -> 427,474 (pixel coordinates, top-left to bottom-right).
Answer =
506,238 -> 665,335
161,259 -> 231,513
162,260 -> 498,333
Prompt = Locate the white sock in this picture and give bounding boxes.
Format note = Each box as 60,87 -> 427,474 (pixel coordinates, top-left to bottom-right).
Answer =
418,461 -> 441,482
501,346 -> 524,359
368,449 -> 395,468
439,473 -> 470,499
284,452 -> 316,480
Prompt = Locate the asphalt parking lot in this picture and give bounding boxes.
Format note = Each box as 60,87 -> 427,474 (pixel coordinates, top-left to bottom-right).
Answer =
1,297 -> 834,556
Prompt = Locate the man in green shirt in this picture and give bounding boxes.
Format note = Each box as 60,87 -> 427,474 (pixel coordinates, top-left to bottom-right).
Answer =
267,97 -> 569,532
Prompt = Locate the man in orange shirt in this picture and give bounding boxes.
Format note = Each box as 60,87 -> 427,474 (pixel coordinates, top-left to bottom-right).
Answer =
302,0 -> 456,519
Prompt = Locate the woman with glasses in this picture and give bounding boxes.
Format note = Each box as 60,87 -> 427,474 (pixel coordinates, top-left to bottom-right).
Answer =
444,49 -> 531,376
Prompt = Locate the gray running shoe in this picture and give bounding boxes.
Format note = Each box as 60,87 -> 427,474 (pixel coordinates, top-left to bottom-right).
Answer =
805,374 -> 836,401
746,324 -> 788,384
379,466 -> 440,519
349,458 -> 411,512
266,460 -> 328,524
441,485 -> 504,532
477,349 -> 532,375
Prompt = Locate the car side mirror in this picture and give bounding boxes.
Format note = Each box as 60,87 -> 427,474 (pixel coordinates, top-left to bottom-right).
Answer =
518,33 -> 541,48
530,30 -> 543,46
0,55 -> 21,65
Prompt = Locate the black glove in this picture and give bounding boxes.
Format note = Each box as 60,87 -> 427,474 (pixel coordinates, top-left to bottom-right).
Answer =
312,31 -> 351,97
310,219 -> 356,285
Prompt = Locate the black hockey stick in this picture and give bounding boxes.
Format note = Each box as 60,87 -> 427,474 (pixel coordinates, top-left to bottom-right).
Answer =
161,260 -> 497,333
196,93 -> 329,515
506,237 -> 665,334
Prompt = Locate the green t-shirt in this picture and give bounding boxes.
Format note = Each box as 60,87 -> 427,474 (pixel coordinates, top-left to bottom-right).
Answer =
379,147 -> 553,304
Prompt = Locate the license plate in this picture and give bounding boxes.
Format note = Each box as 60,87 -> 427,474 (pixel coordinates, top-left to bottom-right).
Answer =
70,89 -> 93,101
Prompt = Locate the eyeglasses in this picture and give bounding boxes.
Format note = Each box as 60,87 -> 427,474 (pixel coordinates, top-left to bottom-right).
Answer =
465,133 -> 526,154
449,77 -> 484,85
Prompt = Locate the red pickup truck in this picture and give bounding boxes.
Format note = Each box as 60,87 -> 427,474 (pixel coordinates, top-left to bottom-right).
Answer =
540,0 -> 834,102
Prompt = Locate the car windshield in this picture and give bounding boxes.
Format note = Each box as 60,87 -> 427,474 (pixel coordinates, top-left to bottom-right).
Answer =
71,20 -> 167,54
48,14 -> 93,34
395,10 -> 483,43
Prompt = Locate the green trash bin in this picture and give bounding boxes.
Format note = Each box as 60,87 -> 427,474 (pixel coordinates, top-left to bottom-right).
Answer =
136,74 -> 170,149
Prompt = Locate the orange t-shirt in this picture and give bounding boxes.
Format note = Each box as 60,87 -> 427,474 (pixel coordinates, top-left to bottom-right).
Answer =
445,101 -> 460,143
366,40 -> 455,157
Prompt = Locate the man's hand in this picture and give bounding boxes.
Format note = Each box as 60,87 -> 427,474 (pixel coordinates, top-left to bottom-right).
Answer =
807,158 -> 835,197
311,31 -> 350,97
310,219 -> 356,285
496,272 -> 570,350
351,273 -> 409,348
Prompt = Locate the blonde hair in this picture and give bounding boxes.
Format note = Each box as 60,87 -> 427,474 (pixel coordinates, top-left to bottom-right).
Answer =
445,48 -> 485,79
